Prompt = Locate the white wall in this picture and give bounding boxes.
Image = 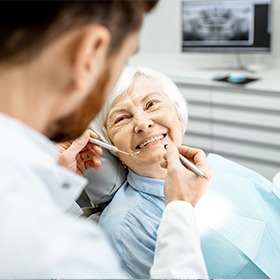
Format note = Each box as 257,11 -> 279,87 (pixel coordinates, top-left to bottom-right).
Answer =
138,0 -> 280,68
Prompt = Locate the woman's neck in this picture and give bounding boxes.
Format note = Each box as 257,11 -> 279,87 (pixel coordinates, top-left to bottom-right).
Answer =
130,163 -> 167,179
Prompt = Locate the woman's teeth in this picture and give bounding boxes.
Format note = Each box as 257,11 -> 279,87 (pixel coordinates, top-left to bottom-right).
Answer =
139,135 -> 165,149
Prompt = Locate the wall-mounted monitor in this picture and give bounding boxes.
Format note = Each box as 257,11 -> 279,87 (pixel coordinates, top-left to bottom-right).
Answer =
182,0 -> 272,53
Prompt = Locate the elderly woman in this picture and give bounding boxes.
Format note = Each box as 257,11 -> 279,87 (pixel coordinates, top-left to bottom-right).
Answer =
91,67 -> 280,279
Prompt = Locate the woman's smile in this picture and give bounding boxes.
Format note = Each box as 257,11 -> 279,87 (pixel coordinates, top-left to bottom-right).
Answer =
136,133 -> 167,150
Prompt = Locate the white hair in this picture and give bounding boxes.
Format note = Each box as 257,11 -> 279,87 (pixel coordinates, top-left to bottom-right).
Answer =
90,66 -> 188,144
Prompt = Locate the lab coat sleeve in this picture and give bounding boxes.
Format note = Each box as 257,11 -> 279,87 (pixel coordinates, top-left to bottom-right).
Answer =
150,200 -> 208,279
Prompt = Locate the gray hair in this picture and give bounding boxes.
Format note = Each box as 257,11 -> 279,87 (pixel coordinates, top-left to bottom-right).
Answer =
90,66 -> 188,144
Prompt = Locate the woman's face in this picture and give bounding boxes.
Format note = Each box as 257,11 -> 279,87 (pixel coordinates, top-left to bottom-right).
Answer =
106,76 -> 184,178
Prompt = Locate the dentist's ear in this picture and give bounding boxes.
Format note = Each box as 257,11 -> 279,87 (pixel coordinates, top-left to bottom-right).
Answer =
69,24 -> 111,94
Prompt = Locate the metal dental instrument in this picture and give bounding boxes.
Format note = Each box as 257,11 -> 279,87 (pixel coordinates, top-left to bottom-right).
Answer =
89,137 -> 140,156
163,143 -> 208,179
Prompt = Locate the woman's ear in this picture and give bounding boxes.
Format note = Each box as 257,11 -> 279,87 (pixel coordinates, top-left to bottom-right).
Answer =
70,24 -> 111,93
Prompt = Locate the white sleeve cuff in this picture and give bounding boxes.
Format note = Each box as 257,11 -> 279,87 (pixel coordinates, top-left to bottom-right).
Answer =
150,200 -> 208,279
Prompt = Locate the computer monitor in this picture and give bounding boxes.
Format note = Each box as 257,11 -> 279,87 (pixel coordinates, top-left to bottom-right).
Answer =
182,0 -> 272,53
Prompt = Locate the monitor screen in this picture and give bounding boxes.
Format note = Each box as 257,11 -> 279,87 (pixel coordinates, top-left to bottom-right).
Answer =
182,0 -> 272,53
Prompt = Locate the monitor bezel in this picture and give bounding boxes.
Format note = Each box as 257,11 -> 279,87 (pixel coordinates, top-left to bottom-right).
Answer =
181,0 -> 273,54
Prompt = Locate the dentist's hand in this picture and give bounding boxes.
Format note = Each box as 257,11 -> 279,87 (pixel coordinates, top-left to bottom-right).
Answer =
162,145 -> 211,207
56,130 -> 102,176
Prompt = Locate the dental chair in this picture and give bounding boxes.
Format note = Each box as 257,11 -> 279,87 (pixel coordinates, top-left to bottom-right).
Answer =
76,147 -> 127,222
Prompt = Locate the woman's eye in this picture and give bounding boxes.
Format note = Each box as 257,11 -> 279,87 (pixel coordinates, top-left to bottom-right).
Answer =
146,100 -> 158,109
114,116 -> 126,124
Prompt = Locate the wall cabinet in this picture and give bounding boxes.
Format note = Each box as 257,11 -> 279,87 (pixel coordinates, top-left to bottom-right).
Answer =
176,82 -> 280,180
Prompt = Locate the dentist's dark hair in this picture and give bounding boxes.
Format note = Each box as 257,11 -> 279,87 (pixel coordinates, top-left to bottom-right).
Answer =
0,0 -> 158,65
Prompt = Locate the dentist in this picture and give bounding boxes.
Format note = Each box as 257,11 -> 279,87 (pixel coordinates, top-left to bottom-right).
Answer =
0,1 -> 210,278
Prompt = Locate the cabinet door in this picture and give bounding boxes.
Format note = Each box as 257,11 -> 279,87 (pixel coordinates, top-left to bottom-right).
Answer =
178,84 -> 212,151
211,88 -> 280,180
176,82 -> 280,180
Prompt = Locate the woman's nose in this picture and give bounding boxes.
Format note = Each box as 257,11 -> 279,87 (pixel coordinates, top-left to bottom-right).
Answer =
134,115 -> 154,133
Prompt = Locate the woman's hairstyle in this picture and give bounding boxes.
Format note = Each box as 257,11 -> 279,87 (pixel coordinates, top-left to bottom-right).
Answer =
91,66 -> 188,145
0,1 -> 158,65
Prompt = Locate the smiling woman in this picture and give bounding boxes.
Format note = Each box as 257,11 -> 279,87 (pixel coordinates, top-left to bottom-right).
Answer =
90,67 -> 280,279
92,67 -> 188,179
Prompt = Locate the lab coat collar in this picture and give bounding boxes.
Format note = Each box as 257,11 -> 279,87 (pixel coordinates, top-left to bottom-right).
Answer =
0,113 -> 87,212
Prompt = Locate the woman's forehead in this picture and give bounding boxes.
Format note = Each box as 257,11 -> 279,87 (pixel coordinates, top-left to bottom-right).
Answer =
112,78 -> 166,105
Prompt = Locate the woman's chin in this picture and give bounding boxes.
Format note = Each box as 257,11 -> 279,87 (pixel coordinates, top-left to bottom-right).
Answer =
138,152 -> 164,167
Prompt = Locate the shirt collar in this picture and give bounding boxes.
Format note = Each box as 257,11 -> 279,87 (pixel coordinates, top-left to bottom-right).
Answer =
0,113 -> 87,212
127,169 -> 164,197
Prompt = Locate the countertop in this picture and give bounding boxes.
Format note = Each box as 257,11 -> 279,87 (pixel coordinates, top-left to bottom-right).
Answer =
129,52 -> 280,93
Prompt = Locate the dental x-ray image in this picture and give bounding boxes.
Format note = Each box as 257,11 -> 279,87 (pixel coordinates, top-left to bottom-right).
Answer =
183,2 -> 254,46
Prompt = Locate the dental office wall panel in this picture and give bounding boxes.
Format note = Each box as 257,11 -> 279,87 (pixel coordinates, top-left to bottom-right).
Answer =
178,82 -> 280,181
